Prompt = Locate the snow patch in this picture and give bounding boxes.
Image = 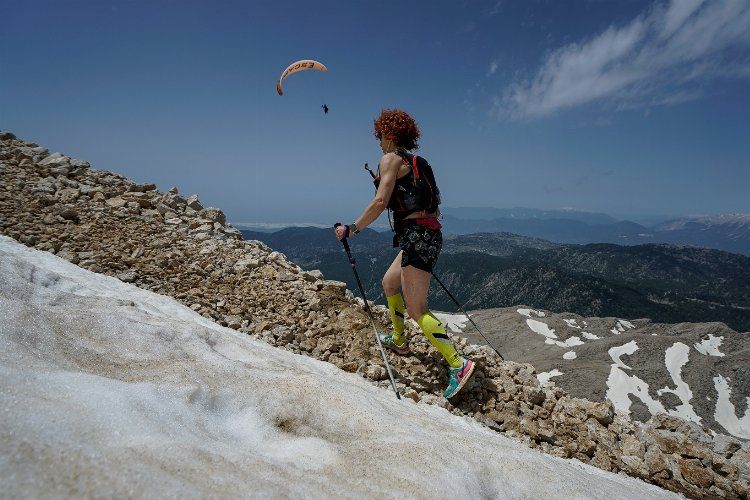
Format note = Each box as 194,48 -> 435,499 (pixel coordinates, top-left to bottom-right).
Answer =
610,319 -> 636,335
526,319 -> 557,339
694,335 -> 725,357
656,343 -> 701,424
563,319 -> 581,329
545,336 -> 584,349
713,376 -> 750,439
517,308 -> 546,318
537,369 -> 563,385
582,332 -> 600,340
609,341 -> 638,370
563,351 -> 577,360
606,341 -> 668,417
433,312 -> 469,333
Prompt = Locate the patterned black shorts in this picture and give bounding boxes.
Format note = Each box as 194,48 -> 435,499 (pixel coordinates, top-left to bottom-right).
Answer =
395,221 -> 443,273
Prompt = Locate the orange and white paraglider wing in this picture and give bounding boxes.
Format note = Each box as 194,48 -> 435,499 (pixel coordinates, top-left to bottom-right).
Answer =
276,59 -> 328,96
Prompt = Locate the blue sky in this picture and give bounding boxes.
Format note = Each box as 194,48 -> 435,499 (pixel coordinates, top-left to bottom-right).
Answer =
2,0 -> 749,226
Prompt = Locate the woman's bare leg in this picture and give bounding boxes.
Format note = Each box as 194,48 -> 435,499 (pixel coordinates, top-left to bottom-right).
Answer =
400,264 -> 430,319
382,252 -> 407,345
401,265 -> 462,368
382,251 -> 403,297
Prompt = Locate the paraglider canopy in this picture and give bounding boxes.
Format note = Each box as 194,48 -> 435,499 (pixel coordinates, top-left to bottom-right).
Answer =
276,59 -> 328,96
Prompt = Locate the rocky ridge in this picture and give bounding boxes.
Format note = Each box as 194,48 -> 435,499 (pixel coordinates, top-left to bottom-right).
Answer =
456,307 -> 749,440
0,131 -> 747,499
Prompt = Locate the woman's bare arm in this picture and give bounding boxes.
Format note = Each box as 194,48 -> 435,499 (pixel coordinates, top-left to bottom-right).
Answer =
353,153 -> 400,231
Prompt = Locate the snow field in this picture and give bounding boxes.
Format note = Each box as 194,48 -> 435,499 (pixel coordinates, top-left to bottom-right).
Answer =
0,236 -> 679,499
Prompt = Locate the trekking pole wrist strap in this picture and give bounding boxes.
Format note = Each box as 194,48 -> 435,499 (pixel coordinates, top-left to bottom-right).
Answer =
350,222 -> 360,235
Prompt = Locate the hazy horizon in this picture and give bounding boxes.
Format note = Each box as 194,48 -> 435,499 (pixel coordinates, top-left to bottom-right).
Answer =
229,205 -> 747,231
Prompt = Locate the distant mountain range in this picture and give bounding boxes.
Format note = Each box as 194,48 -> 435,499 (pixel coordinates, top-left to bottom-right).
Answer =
439,208 -> 750,256
242,227 -> 750,332
446,206 -> 621,225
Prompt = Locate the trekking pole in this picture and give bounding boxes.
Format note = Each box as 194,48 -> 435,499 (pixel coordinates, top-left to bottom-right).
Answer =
334,223 -> 401,399
430,270 -> 504,361
364,161 -> 376,178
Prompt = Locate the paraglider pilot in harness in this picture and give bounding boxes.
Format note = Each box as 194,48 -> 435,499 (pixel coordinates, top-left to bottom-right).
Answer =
334,108 -> 476,399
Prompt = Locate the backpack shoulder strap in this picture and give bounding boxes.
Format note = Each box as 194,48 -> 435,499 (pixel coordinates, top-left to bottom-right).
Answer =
411,154 -> 421,179
395,148 -> 421,179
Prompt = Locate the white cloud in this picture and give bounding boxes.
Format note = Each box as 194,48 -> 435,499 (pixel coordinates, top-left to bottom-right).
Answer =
496,0 -> 750,120
488,59 -> 499,76
489,1 -> 503,17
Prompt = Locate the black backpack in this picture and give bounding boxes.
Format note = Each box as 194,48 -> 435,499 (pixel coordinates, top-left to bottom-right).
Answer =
374,149 -> 441,216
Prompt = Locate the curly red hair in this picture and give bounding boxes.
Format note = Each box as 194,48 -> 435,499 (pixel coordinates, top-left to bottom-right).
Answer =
373,108 -> 420,150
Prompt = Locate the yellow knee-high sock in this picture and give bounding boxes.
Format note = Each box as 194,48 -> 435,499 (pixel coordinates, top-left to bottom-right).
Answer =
417,312 -> 463,369
386,292 -> 406,346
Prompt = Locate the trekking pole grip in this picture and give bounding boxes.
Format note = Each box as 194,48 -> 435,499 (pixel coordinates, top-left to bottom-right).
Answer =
334,223 -> 353,258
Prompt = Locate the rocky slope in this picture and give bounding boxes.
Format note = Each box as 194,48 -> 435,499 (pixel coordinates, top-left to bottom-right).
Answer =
1,131 -> 748,499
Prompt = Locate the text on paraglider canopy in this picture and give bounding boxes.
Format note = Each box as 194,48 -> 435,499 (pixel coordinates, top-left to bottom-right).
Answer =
282,61 -> 317,79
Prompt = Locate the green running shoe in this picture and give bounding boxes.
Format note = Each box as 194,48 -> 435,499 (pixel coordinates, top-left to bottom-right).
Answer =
443,357 -> 476,399
378,333 -> 410,355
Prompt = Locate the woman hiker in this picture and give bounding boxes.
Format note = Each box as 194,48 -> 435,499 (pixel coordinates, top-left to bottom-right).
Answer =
334,108 -> 476,399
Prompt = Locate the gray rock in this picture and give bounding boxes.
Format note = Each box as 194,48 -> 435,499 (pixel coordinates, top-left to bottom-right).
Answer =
39,153 -> 69,167
713,434 -> 742,457
155,203 -> 172,215
271,326 -> 294,342
106,197 -> 127,208
18,146 -> 48,160
268,251 -> 284,263
233,258 -> 260,272
78,184 -> 102,196
366,365 -> 386,381
117,271 -> 137,283
303,269 -> 324,282
97,174 -> 122,186
49,165 -> 73,176
171,194 -> 187,207
31,181 -> 56,194
128,183 -> 157,192
220,226 -> 242,239
278,271 -> 296,282
122,193 -> 153,208
57,188 -> 80,203
199,207 -> 226,225
224,315 -> 243,330
186,194 -> 203,211
69,158 -> 90,169
56,207 -> 80,222
191,223 -> 213,234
